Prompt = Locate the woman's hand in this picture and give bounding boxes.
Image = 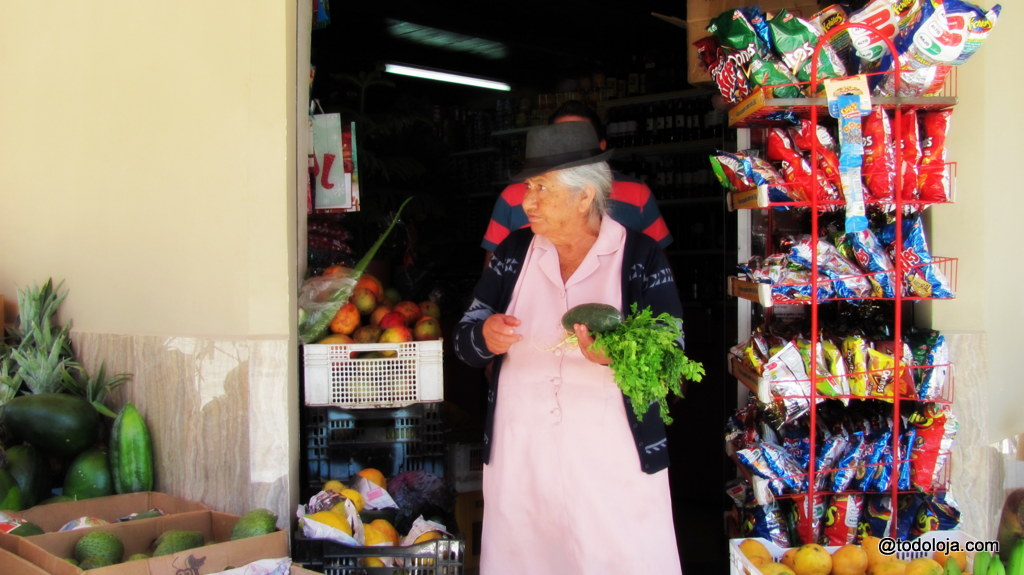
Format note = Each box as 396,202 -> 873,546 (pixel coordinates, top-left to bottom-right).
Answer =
483,314 -> 523,355
573,324 -> 611,365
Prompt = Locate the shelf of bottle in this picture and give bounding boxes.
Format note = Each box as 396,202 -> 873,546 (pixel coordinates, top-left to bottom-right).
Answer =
598,88 -> 717,110
490,126 -> 532,138
727,86 -> 958,128
727,257 -> 958,308
611,137 -> 725,157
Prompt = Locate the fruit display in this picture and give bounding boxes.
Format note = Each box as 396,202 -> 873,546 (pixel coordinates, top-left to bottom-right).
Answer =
45,507 -> 280,569
298,467 -> 457,564
316,270 -> 442,349
298,197 -> 414,344
0,279 -> 153,510
735,535 -> 1022,575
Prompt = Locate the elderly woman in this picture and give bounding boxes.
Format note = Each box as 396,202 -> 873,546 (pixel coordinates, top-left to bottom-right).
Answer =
454,122 -> 685,574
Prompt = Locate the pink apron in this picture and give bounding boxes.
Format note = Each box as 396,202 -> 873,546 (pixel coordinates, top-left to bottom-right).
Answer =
480,218 -> 682,575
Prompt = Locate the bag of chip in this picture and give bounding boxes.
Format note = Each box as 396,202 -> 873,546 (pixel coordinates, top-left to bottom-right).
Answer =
821,493 -> 863,546
747,55 -> 804,98
898,109 -> 921,202
918,109 -> 953,202
768,9 -> 846,86
695,36 -> 754,104
862,106 -> 895,204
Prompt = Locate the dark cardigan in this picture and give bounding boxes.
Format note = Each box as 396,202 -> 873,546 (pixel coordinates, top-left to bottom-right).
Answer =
452,227 -> 685,474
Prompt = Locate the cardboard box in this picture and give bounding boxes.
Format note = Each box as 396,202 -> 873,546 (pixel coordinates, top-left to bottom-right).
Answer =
8,510 -> 287,575
19,492 -> 210,534
0,539 -> 48,575
454,490 -> 483,571
683,0 -> 821,85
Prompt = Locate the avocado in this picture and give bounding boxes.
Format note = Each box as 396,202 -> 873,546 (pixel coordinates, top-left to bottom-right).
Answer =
230,508 -> 278,540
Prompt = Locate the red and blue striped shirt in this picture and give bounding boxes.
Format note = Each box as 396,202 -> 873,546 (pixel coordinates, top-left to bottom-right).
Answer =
481,173 -> 673,251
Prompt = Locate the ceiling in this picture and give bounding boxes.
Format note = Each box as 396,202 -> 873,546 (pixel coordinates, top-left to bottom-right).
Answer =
309,0 -> 690,109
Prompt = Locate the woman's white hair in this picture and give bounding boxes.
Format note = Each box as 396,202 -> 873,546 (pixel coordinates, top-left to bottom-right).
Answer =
553,161 -> 613,216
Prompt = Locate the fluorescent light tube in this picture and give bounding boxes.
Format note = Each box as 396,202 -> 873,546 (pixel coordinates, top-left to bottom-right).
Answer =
384,63 -> 511,91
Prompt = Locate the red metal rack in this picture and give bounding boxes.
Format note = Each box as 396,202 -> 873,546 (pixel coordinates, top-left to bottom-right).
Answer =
726,22 -> 960,540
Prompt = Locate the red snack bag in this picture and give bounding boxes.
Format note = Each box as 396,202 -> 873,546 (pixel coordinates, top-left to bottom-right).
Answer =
862,106 -> 895,203
821,493 -> 864,546
898,109 -> 921,202
909,404 -> 948,490
789,492 -> 827,546
918,109 -> 952,202
788,120 -> 843,198
767,128 -> 840,205
695,36 -> 752,105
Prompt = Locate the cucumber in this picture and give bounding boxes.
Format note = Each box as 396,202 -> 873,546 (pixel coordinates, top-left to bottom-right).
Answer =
4,444 -> 51,508
561,303 -> 623,334
63,448 -> 113,500
2,393 -> 100,458
109,403 -> 154,494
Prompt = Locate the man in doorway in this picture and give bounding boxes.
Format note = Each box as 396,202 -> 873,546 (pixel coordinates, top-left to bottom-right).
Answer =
481,100 -> 672,264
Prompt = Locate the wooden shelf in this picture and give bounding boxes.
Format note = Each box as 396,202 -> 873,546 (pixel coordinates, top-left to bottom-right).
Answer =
728,354 -> 762,396
727,277 -> 774,308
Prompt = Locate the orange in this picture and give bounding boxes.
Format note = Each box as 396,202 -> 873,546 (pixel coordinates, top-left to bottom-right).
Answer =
792,543 -> 832,575
413,530 -> 443,544
305,510 -> 351,536
739,539 -> 772,567
329,303 -> 360,335
369,519 -> 400,546
322,479 -> 346,493
831,544 -> 869,575
357,468 -> 387,489
781,548 -> 798,568
863,536 -> 897,569
363,523 -> 393,546
759,563 -> 796,575
868,560 -> 908,575
339,488 -> 364,513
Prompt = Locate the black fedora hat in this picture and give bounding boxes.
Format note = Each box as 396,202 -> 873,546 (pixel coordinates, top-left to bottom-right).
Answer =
510,122 -> 614,182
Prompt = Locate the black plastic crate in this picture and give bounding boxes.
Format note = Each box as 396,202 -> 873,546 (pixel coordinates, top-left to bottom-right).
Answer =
292,531 -> 464,575
302,403 -> 446,496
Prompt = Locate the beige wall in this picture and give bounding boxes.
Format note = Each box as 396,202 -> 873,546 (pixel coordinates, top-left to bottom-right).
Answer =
0,2 -> 296,338
0,2 -> 302,526
932,5 -> 1022,445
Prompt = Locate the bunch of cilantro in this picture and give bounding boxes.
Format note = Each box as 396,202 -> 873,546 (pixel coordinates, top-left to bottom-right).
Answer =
586,303 -> 705,425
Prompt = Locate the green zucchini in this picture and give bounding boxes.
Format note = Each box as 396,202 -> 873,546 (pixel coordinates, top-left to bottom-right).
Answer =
561,303 -> 623,334
2,393 -> 100,458
109,403 -> 154,494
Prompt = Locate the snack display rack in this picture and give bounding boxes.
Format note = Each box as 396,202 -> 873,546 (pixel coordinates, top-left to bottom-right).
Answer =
724,20 -> 961,553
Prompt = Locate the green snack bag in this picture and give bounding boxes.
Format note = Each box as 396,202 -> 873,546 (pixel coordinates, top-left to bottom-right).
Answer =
747,55 -> 803,98
769,9 -> 846,85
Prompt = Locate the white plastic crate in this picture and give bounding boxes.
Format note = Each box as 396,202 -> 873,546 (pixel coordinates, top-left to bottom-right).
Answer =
729,530 -> 979,575
303,339 -> 443,409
